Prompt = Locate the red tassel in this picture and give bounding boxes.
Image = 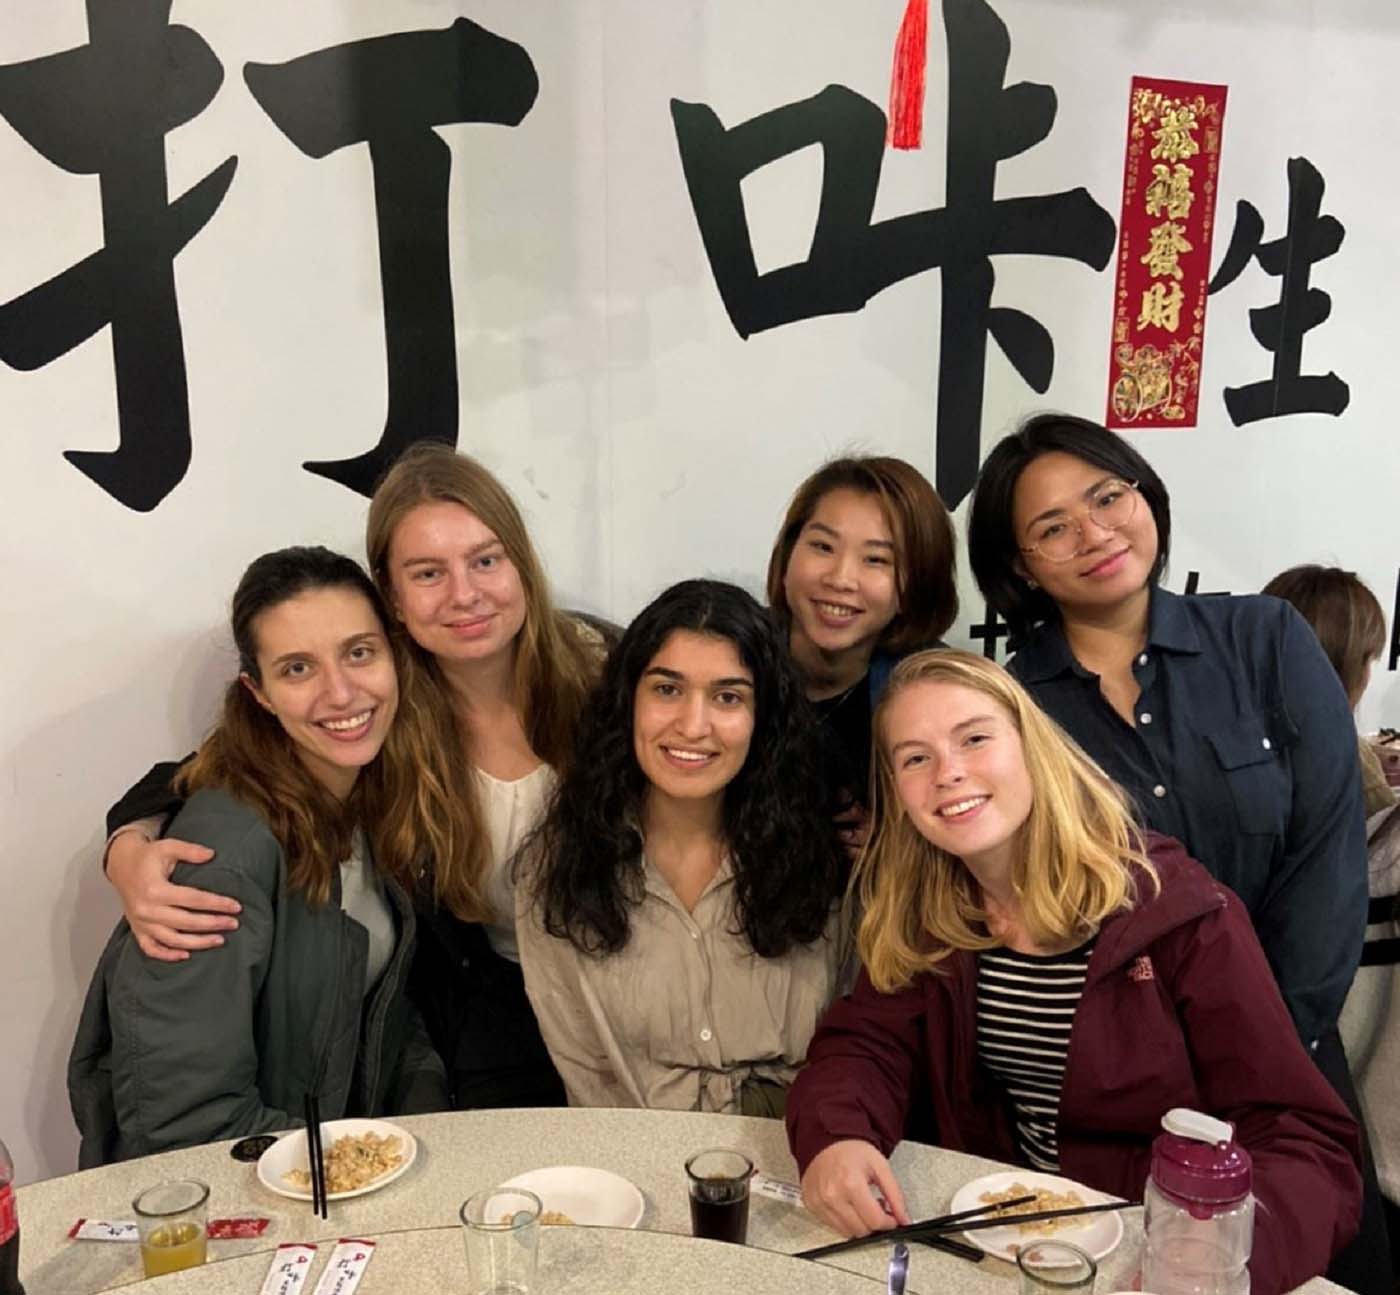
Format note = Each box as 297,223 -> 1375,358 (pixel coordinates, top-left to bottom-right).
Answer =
887,0 -> 929,150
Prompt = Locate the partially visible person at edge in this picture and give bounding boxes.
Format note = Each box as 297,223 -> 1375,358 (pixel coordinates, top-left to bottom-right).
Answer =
99,446 -> 606,1110
69,548 -> 448,1164
1261,564 -> 1396,817
516,580 -> 847,1116
966,413 -> 1379,1293
767,456 -> 958,859
1263,563 -> 1400,1278
786,650 -> 1362,1295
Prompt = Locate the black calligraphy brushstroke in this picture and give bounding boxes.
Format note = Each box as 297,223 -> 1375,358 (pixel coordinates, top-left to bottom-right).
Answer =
1389,568 -> 1400,672
245,17 -> 539,498
672,0 -> 1114,509
0,0 -> 235,512
968,601 -> 1011,660
1208,157 -> 1349,426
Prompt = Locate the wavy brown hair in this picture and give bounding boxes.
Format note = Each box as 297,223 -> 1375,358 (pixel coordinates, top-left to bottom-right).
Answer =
855,650 -> 1157,992
175,547 -> 416,904
766,455 -> 959,653
365,443 -> 601,920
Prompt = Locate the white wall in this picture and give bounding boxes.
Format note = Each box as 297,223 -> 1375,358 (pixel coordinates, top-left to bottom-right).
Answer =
2,0 -> 1397,1183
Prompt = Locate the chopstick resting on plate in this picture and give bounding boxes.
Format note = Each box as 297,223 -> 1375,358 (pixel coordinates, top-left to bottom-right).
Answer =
303,1093 -> 327,1220
796,1194 -> 1034,1260
797,1195 -> 1136,1260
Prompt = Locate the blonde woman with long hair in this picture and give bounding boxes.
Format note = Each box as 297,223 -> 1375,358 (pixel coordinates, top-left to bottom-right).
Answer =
786,651 -> 1362,1295
100,445 -> 605,1109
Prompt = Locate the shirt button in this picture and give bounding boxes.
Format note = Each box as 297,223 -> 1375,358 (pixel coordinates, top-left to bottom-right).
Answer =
1138,653 -> 1148,666
690,929 -> 700,940
1139,712 -> 1152,725
1153,784 -> 1167,799
1261,738 -> 1272,751
700,1027 -> 713,1042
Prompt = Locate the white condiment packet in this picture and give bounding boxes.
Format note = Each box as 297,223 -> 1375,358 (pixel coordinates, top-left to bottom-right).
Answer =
67,1220 -> 140,1242
259,1244 -> 318,1295
752,1172 -> 804,1206
310,1239 -> 376,1295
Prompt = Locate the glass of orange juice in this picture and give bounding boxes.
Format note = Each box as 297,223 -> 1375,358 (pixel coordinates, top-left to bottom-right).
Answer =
133,1178 -> 210,1278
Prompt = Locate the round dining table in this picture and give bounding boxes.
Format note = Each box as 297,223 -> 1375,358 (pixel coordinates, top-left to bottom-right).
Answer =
15,1108 -> 1345,1294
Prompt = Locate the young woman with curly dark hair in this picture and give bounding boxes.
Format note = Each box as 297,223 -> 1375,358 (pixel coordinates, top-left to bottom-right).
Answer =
516,579 -> 848,1116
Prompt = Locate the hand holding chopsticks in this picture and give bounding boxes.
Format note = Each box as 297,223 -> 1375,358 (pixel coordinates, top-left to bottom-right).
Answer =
796,1194 -> 1136,1260
302,1092 -> 327,1220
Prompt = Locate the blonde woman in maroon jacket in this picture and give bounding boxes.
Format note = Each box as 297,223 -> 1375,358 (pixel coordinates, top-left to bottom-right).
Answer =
787,650 -> 1361,1295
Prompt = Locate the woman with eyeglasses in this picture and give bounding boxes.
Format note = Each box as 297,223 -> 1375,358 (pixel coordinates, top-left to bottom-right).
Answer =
967,413 -> 1383,1294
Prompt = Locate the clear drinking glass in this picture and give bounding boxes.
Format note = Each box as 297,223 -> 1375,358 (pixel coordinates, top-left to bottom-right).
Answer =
1016,1239 -> 1097,1295
684,1148 -> 753,1245
460,1187 -> 542,1295
132,1178 -> 209,1278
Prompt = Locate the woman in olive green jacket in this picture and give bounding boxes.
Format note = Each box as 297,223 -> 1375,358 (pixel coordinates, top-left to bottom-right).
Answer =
69,547 -> 447,1165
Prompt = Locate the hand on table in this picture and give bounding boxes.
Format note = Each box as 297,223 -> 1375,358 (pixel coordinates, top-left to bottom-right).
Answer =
801,1140 -> 911,1237
106,830 -> 235,962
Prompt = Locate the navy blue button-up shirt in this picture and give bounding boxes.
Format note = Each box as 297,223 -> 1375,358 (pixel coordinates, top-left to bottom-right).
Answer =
1008,587 -> 1367,1046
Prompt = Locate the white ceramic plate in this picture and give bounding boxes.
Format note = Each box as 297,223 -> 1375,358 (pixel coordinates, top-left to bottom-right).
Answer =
947,1169 -> 1124,1264
256,1118 -> 418,1203
499,1166 -> 646,1228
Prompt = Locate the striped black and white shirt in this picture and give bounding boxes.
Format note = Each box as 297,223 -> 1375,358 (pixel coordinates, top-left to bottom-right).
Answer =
975,939 -> 1095,1172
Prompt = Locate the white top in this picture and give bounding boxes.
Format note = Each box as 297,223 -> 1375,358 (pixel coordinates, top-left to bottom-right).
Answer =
339,829 -> 395,993
473,763 -> 557,962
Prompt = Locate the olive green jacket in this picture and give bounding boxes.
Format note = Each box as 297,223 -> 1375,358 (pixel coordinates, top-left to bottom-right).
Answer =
69,788 -> 448,1167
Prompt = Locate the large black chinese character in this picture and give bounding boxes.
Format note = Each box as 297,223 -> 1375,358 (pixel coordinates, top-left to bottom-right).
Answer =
671,0 -> 1114,508
1208,156 -> 1349,425
245,18 -> 538,498
0,0 -> 236,512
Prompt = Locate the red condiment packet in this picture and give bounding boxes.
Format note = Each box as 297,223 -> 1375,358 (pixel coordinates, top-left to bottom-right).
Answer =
207,1217 -> 271,1239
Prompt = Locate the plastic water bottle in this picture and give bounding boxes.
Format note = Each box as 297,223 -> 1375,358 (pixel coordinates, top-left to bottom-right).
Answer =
0,1139 -> 24,1295
1142,1108 -> 1254,1295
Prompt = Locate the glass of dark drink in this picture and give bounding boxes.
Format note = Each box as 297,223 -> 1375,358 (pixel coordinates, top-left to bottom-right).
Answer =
685,1148 -> 754,1245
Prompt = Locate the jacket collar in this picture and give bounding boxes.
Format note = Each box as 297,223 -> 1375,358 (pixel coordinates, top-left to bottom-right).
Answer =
1011,586 -> 1200,683
1089,834 -> 1224,978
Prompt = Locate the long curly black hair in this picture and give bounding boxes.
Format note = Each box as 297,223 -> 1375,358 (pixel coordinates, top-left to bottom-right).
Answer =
527,579 -> 845,959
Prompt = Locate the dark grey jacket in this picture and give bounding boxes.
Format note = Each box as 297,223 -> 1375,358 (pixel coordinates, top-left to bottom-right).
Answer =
69,788 -> 448,1167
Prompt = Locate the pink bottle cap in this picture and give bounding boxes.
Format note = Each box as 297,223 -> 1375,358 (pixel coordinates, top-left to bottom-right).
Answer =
1150,1108 -> 1252,1212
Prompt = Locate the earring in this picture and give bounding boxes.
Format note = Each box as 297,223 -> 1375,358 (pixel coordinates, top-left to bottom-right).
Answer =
1025,577 -> 1039,590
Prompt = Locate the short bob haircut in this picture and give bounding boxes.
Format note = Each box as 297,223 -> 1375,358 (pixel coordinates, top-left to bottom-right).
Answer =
968,414 -> 1172,640
1262,565 -> 1387,706
855,649 -> 1156,993
766,455 -> 959,653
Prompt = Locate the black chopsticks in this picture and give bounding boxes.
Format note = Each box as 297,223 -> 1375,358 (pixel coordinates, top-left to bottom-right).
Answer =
796,1194 -> 1136,1261
796,1193 -> 1034,1260
303,1092 -> 327,1220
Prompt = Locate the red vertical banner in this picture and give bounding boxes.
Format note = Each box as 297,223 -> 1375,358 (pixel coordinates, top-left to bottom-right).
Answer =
1106,78 -> 1228,428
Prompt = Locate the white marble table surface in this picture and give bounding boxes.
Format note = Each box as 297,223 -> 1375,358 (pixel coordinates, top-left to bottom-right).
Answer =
15,1108 -> 1346,1294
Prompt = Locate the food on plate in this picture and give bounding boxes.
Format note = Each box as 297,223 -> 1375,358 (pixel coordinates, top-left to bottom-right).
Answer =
284,1131 -> 404,1194
979,1181 -> 1086,1234
501,1209 -> 576,1226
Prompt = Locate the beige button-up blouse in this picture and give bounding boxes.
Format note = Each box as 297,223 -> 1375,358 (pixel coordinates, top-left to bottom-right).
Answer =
515,855 -> 846,1112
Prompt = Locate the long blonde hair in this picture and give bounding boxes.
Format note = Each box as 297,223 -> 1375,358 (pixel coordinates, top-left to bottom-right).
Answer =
856,650 -> 1156,991
365,443 -> 600,920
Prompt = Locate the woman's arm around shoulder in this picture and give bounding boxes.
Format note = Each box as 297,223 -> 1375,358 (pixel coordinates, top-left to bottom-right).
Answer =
103,790 -> 298,1155
1159,869 -> 1362,1295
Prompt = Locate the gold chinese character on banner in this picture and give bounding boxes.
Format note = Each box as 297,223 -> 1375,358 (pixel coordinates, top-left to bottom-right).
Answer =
1140,221 -> 1193,280
1145,163 -> 1194,220
1151,105 -> 1199,162
1138,281 -> 1184,332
